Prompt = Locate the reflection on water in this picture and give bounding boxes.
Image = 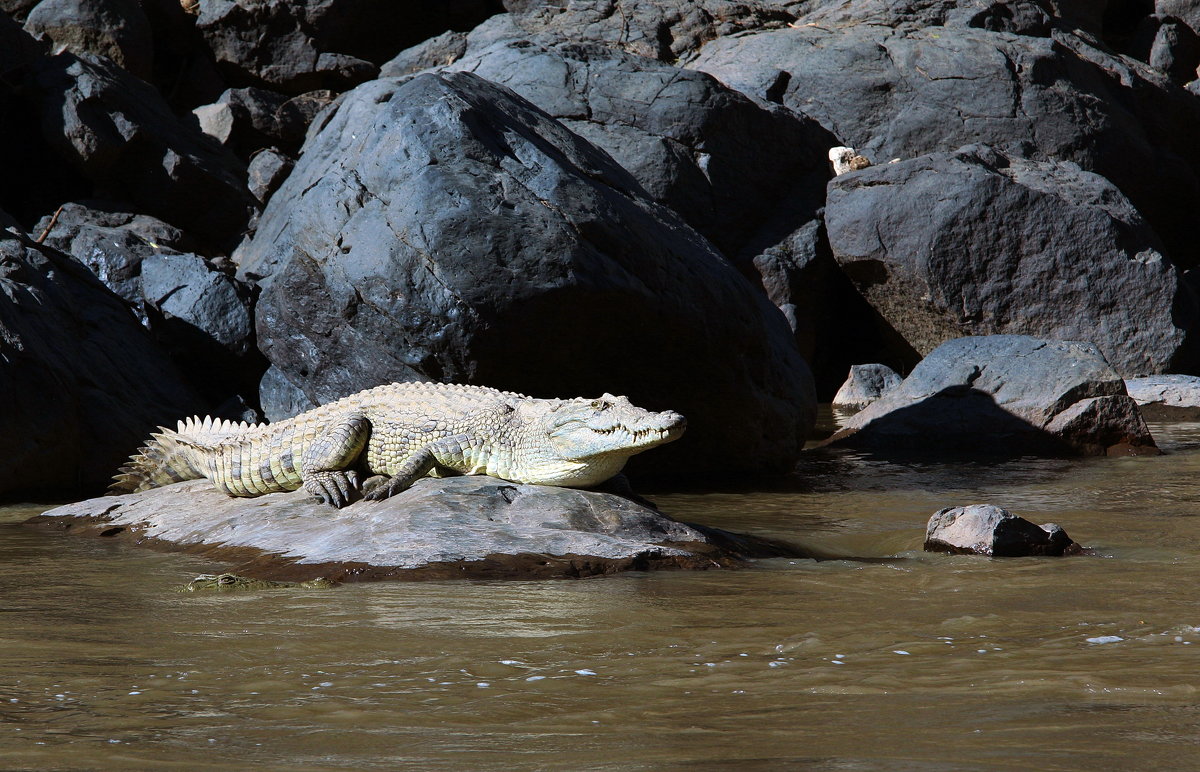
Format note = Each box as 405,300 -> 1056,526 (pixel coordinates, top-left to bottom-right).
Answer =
4,422 -> 1200,769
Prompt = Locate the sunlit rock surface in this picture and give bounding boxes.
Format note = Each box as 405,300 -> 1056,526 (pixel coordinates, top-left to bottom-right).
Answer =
29,477 -> 801,581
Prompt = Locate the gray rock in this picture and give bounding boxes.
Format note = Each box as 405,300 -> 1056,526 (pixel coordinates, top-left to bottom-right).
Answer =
418,38 -> 833,264
820,335 -> 1159,457
0,230 -> 204,496
832,364 -> 902,410
26,51 -> 256,251
191,101 -> 235,144
258,364 -> 317,422
925,504 -> 1081,557
24,0 -> 152,79
237,71 -> 816,479
214,86 -> 291,154
1124,374 -> 1200,419
1157,0 -> 1200,34
195,0 -> 496,94
141,251 -> 263,404
688,4 -> 1200,270
246,147 -> 293,203
384,0 -> 797,70
823,145 -> 1197,377
31,201 -> 189,324
29,476 -> 802,581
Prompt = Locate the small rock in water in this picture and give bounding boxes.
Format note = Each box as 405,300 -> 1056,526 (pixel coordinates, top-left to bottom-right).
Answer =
924,505 -> 1083,557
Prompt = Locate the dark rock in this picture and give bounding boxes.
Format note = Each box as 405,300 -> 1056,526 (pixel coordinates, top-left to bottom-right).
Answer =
824,145 -> 1197,377
832,364 -> 903,410
31,200 -> 188,323
924,504 -> 1082,557
212,86 -> 291,153
1157,0 -> 1200,33
141,251 -> 263,404
820,335 -> 1159,457
1149,16 -> 1200,80
195,0 -> 498,94
417,0 -> 798,64
23,0 -> 153,80
138,0 -> 227,111
752,213 -> 918,397
257,364 -> 317,422
0,230 -> 204,496
273,88 -> 336,147
420,39 -> 833,264
1,7 -> 46,72
1125,374 -> 1200,419
28,476 -> 805,581
26,51 -> 256,250
0,0 -> 41,21
236,71 -> 815,479
246,147 -> 293,203
689,6 -> 1200,270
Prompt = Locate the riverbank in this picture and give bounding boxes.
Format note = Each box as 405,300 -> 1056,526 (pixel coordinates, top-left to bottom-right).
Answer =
4,419 -> 1200,769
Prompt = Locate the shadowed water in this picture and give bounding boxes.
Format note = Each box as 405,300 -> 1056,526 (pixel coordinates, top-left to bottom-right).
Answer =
4,420 -> 1200,770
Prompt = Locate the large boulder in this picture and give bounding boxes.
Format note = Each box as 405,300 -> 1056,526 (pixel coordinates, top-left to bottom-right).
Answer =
688,2 -> 1200,271
23,0 -> 153,80
401,39 -> 833,266
384,0 -> 798,72
823,145 -> 1198,377
0,230 -> 204,496
26,51 -> 256,250
820,335 -> 1159,457
28,476 -> 803,581
236,71 -> 815,478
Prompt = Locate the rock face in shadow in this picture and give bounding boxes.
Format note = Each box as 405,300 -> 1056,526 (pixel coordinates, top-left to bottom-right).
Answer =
28,476 -> 804,581
821,335 -> 1159,458
823,145 -> 1198,377
26,51 -> 257,250
0,231 -> 205,496
237,71 -> 816,479
925,504 -> 1081,557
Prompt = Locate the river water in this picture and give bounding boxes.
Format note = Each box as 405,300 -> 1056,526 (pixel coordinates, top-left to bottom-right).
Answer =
4,418 -> 1200,770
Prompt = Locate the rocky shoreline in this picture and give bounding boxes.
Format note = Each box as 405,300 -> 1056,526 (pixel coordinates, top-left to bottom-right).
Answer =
6,0 -> 1200,575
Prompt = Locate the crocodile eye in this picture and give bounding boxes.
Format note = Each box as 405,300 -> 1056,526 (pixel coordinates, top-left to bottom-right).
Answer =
591,399 -> 608,410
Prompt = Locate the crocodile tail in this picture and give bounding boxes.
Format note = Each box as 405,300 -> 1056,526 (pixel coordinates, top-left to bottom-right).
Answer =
108,416 -> 255,494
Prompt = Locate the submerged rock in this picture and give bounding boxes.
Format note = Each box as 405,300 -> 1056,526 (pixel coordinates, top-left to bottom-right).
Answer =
28,477 -> 803,582
924,505 -> 1081,557
820,335 -> 1159,458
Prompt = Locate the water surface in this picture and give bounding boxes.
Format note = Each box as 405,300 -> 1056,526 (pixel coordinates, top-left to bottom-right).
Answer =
4,421 -> 1200,770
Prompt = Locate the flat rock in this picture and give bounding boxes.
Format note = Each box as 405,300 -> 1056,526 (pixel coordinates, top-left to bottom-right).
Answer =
27,477 -> 803,581
1124,375 -> 1200,420
924,504 -> 1081,557
820,335 -> 1159,458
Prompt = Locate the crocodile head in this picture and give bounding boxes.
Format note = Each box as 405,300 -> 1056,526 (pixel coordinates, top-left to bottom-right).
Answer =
514,393 -> 686,487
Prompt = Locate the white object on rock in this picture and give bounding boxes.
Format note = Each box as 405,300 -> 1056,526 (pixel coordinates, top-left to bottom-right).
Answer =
828,146 -> 871,176
1124,375 -> 1200,418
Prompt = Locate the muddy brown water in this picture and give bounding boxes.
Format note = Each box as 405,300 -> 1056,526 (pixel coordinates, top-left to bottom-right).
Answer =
4,418 -> 1200,770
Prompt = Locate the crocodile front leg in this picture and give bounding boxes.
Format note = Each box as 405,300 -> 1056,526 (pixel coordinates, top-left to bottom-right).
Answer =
300,414 -> 370,508
363,434 -> 471,501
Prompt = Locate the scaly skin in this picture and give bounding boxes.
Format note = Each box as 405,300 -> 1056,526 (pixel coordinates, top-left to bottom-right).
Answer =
179,573 -> 335,592
111,382 -> 686,508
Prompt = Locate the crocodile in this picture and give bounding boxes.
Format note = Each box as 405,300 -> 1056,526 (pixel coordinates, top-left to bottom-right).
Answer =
110,382 -> 686,508
179,573 -> 336,592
